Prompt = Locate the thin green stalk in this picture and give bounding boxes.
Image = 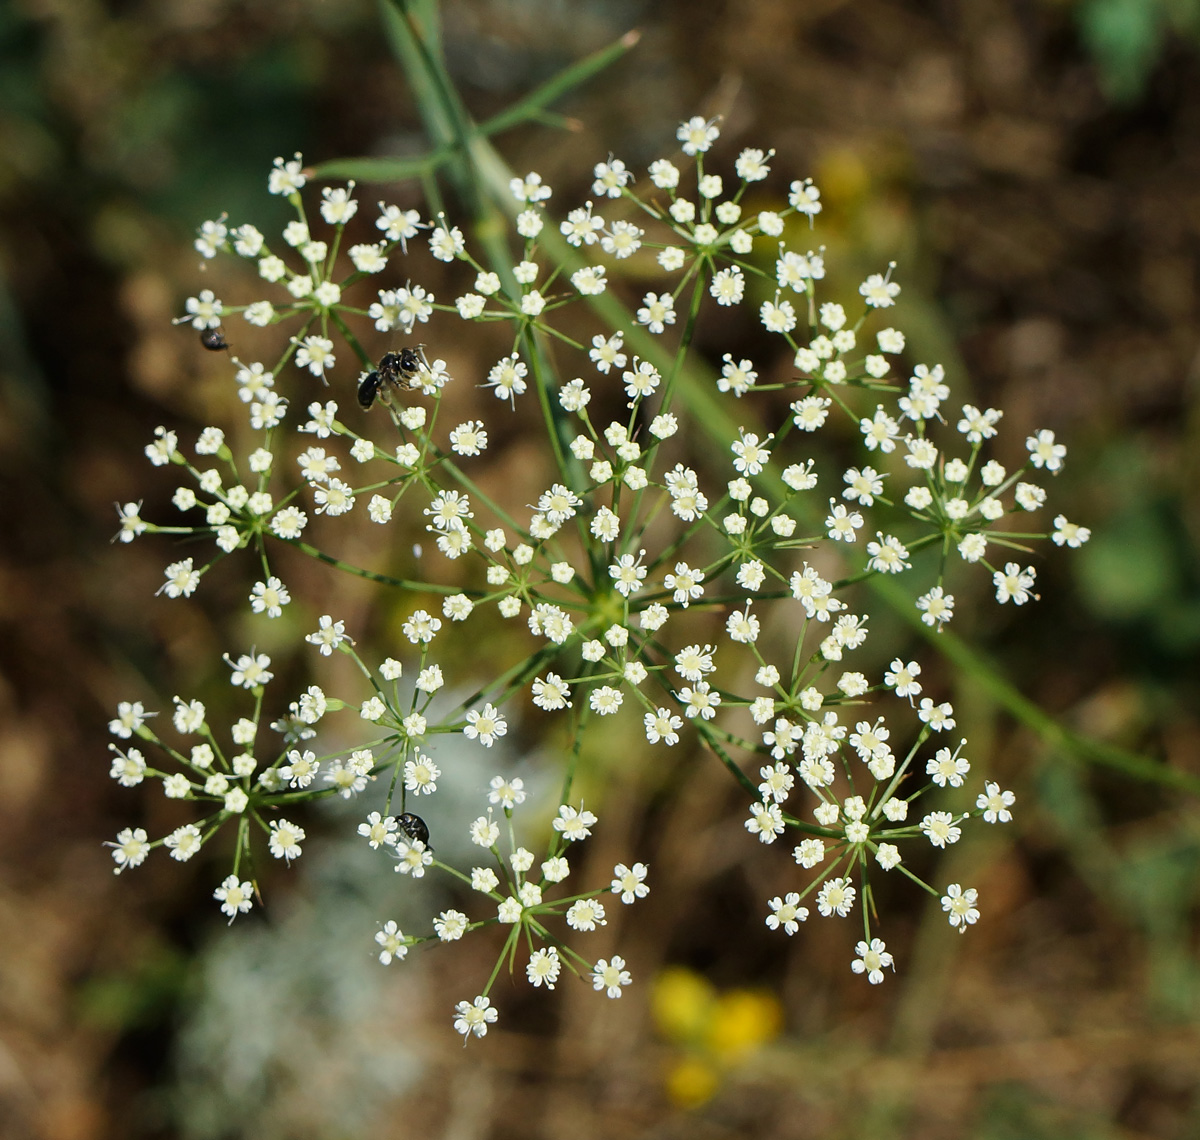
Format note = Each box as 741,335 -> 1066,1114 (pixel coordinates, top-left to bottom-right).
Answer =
287,538 -> 472,594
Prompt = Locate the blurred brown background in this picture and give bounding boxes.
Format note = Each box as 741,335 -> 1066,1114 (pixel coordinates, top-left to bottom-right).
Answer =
2,0 -> 1200,1137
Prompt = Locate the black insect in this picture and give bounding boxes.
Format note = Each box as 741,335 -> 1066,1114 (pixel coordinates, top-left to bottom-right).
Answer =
199,326 -> 229,352
396,812 -> 431,849
356,369 -> 385,409
357,346 -> 426,410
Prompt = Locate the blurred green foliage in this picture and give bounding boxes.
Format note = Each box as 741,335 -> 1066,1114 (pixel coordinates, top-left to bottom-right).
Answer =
1077,0 -> 1200,101
1076,441 -> 1200,663
0,2 -> 338,263
76,943 -> 189,1033
978,1082 -> 1120,1140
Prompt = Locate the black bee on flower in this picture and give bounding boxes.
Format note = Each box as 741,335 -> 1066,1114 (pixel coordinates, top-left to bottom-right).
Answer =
357,346 -> 427,409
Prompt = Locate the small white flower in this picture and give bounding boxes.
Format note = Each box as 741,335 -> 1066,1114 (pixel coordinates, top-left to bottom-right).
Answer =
736,147 -> 772,181
213,874 -> 254,922
268,819 -> 306,862
553,803 -> 598,841
851,938 -> 894,984
453,995 -> 498,1039
859,268 -> 900,307
1027,429 -> 1067,472
375,920 -> 408,965
817,877 -> 856,917
611,862 -> 649,904
464,703 -> 507,747
941,883 -> 981,933
745,800 -> 785,843
105,826 -> 150,874
249,576 -> 290,618
977,781 -> 1015,823
636,292 -> 676,334
710,266 -> 744,306
766,893 -> 808,935
510,171 -> 551,203
434,910 -> 469,941
566,898 -> 607,931
527,946 -> 562,989
591,956 -> 632,999
644,708 -> 683,746
920,810 -> 962,848
592,156 -> 631,198
429,221 -> 465,262
994,562 -> 1038,606
306,615 -> 350,656
677,115 -> 719,155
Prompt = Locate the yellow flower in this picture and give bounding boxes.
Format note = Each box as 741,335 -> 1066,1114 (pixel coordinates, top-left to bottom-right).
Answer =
651,966 -> 715,1044
665,1056 -> 719,1108
706,990 -> 783,1063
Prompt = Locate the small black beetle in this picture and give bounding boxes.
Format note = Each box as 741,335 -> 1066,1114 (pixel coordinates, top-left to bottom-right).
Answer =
396,812 -> 431,849
200,326 -> 229,351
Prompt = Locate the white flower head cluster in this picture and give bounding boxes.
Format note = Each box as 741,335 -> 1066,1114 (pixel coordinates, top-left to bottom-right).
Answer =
112,114 -> 1085,1021
103,666 -> 360,916
427,785 -> 646,1034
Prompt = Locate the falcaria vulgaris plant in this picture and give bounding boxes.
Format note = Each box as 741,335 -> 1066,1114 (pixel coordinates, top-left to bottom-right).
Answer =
107,108 -> 1088,1038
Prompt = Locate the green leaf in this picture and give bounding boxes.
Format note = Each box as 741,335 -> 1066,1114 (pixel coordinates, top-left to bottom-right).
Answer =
382,0 -> 469,152
310,153 -> 439,182
478,28 -> 642,139
380,0 -> 455,145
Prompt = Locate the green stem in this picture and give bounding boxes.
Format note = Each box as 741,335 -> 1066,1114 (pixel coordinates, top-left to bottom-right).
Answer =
287,538 -> 473,594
